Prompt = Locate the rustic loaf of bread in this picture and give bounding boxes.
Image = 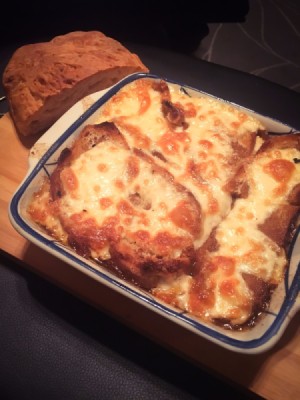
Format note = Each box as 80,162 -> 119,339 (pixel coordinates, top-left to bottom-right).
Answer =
2,31 -> 149,136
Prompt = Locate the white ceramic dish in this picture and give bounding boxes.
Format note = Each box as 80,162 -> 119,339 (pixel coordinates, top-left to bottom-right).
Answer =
9,73 -> 300,354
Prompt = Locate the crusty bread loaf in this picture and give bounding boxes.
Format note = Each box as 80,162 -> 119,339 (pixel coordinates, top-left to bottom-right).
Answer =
2,31 -> 149,136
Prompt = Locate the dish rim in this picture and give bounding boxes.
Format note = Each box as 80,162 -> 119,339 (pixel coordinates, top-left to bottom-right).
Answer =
8,72 -> 300,354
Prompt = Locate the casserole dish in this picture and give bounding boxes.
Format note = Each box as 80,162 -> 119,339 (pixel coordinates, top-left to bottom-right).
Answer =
9,73 -> 300,353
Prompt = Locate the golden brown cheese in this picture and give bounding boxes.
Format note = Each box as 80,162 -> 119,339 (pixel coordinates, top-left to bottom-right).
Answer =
27,78 -> 300,329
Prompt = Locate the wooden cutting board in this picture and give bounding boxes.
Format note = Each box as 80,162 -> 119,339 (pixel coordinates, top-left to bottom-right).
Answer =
1,113 -> 299,400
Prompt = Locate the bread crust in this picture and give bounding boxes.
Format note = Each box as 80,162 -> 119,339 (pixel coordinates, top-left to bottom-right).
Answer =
2,31 -> 149,136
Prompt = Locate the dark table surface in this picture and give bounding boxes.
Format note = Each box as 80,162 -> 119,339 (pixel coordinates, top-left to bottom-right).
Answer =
1,34 -> 300,400
0,251 -> 264,400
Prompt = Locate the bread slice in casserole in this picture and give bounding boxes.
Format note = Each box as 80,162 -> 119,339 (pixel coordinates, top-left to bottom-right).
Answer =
29,122 -> 202,289
2,31 -> 148,136
186,134 -> 300,327
27,77 -> 300,329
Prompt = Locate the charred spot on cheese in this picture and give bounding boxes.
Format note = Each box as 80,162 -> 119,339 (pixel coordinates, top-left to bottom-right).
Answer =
161,100 -> 188,129
27,78 -> 300,330
57,147 -> 71,164
128,192 -> 151,210
151,150 -> 167,162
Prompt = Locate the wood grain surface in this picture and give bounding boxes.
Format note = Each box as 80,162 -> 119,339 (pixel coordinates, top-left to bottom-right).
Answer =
0,113 -> 299,400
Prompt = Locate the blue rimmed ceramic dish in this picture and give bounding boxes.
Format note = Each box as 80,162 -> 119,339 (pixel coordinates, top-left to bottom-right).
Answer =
8,72 -> 300,354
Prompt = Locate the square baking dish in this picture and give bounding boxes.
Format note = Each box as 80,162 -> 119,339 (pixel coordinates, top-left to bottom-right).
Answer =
9,72 -> 300,354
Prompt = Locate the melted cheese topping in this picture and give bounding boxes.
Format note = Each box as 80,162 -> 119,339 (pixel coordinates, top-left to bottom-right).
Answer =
97,80 -> 264,248
28,78 -> 300,329
155,146 -> 299,325
59,141 -> 199,259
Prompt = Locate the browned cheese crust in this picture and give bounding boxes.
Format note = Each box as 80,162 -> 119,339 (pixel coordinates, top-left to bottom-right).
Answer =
37,122 -> 202,289
189,133 -> 300,329
26,78 -> 300,329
